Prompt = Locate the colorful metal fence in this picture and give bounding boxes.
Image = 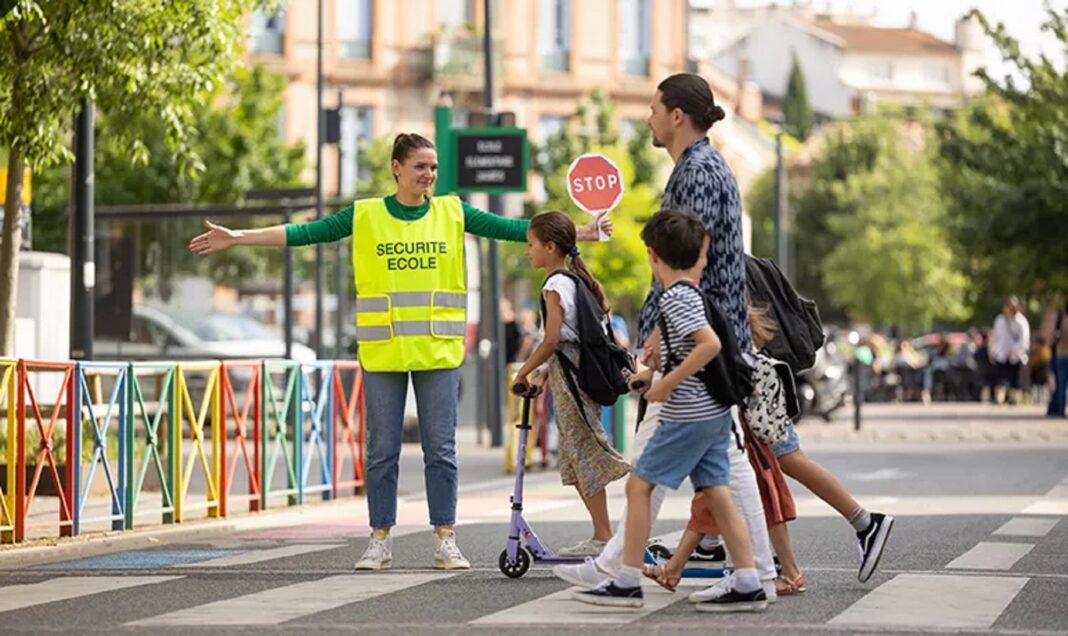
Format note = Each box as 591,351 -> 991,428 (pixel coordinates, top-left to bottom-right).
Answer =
0,357 -> 365,544
0,358 -> 16,542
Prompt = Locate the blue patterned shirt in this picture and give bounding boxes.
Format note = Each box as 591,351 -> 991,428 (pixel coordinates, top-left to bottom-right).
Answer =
637,138 -> 752,352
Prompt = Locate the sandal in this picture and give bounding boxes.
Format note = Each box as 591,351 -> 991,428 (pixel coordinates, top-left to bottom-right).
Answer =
775,573 -> 807,595
641,563 -> 680,592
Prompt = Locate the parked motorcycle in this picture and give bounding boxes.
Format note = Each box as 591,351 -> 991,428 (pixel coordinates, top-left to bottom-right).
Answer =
795,341 -> 850,421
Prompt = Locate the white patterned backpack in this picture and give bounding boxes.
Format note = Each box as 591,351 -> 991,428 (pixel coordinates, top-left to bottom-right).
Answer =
744,351 -> 790,446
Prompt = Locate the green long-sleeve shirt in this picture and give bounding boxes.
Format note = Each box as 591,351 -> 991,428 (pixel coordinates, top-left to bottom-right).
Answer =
284,195 -> 528,246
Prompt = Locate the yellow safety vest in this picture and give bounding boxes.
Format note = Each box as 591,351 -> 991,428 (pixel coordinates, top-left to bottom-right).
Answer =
352,196 -> 467,371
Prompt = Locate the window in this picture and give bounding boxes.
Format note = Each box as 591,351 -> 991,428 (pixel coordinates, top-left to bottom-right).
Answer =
538,0 -> 571,71
250,8 -> 285,54
866,60 -> 893,81
618,0 -> 651,76
924,63 -> 949,85
438,0 -> 472,30
339,106 -> 374,196
338,0 -> 372,59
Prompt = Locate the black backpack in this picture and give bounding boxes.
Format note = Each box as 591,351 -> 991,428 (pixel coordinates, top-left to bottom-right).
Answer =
657,281 -> 754,410
540,271 -> 633,407
745,255 -> 825,373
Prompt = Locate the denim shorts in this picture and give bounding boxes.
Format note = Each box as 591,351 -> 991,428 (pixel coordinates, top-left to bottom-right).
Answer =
771,419 -> 801,458
631,412 -> 734,490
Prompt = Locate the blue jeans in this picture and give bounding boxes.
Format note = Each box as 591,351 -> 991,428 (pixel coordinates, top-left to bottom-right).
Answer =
1049,355 -> 1068,417
363,367 -> 460,528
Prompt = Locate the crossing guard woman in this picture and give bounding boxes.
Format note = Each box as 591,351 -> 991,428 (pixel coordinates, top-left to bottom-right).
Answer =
189,133 -> 611,571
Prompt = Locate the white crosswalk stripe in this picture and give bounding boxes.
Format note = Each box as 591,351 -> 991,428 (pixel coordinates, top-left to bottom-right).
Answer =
945,541 -> 1034,570
828,573 -> 1028,629
0,576 -> 180,614
993,517 -> 1059,537
126,572 -> 456,626
471,583 -> 683,626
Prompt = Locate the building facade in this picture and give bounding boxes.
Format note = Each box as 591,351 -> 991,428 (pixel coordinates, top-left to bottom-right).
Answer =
248,0 -> 689,197
706,7 -> 984,119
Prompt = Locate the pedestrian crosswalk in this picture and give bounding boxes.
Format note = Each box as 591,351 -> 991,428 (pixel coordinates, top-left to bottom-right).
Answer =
1,481 -> 1065,632
128,573 -> 454,627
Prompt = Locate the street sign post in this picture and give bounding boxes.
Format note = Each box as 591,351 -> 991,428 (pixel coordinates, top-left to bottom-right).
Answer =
566,152 -> 623,241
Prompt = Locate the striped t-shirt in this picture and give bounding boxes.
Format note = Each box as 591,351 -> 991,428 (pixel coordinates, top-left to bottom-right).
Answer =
658,283 -> 730,422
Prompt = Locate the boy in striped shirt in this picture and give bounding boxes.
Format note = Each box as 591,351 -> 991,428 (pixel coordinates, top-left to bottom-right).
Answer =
573,209 -> 767,613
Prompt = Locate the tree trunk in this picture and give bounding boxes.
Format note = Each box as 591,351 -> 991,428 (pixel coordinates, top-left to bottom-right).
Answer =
0,146 -> 25,357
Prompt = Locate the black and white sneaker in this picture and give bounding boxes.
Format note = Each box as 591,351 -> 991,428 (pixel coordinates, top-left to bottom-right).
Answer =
690,543 -> 727,567
571,581 -> 644,608
857,512 -> 894,583
695,587 -> 768,613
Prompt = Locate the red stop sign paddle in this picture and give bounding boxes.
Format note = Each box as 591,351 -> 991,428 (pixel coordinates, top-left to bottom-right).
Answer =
566,153 -> 623,241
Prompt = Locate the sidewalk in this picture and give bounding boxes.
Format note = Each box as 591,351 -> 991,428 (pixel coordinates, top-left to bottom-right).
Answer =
798,402 -> 1068,445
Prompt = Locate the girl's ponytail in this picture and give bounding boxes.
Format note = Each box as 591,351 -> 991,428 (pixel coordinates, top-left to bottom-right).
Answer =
568,254 -> 611,317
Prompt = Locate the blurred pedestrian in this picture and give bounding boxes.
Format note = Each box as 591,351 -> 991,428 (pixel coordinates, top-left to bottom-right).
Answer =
1048,303 -> 1068,417
991,297 -> 1030,405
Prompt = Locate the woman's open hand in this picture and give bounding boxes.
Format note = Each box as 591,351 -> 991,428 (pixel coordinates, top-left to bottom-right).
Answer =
189,220 -> 242,255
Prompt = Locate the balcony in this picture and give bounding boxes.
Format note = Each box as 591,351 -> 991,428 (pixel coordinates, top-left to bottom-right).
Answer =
429,29 -> 503,92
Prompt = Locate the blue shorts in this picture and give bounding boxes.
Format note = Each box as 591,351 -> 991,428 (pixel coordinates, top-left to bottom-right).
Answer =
631,412 -> 734,489
771,419 -> 801,458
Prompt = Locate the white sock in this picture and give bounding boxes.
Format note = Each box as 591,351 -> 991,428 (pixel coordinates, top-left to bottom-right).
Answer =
699,535 -> 722,550
614,565 -> 642,589
848,507 -> 872,532
733,568 -> 761,593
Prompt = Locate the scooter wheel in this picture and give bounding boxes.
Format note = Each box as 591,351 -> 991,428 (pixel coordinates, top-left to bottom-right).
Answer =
499,547 -> 532,578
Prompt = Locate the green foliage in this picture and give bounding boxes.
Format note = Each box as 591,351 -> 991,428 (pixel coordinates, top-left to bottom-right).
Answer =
820,132 -> 967,332
356,135 -> 399,198
782,51 -> 815,141
748,112 -> 967,332
32,66 -> 306,288
511,90 -> 666,317
936,7 -> 1068,309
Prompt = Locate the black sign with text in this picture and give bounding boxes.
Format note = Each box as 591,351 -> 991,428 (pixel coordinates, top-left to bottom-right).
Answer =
454,129 -> 528,193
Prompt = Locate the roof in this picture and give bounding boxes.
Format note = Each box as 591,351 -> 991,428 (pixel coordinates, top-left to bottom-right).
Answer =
809,19 -> 958,54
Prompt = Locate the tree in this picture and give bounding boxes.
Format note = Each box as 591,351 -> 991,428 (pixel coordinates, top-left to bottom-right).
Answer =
937,8 -> 1068,310
0,0 -> 262,354
515,90 -> 666,318
32,65 -> 306,289
783,51 -> 815,141
821,132 -> 967,332
748,112 -> 968,332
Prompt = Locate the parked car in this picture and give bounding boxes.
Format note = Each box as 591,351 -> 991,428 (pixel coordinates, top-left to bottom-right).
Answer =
95,305 -> 316,363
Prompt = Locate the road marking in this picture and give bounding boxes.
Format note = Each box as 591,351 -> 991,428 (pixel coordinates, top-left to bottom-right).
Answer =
34,550 -> 245,570
127,573 -> 455,626
828,573 -> 1028,629
946,542 -> 1034,570
846,468 -> 912,481
0,576 -> 180,614
174,543 -> 346,568
993,517 -> 1059,537
471,583 -> 682,626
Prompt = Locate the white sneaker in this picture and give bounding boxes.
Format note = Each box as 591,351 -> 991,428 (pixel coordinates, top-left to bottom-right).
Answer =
558,539 -> 607,557
434,530 -> 471,570
688,575 -> 777,604
553,557 -> 612,589
355,533 -> 393,570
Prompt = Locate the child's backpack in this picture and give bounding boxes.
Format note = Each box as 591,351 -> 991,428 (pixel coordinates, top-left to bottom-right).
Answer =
744,352 -> 790,446
540,271 -> 634,407
745,255 -> 825,373
657,281 -> 754,409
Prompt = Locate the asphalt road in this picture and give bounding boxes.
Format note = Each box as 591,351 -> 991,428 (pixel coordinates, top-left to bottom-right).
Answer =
1,441 -> 1066,635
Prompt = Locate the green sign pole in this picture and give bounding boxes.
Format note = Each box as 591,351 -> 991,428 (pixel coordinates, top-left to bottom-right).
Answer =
434,98 -> 455,194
